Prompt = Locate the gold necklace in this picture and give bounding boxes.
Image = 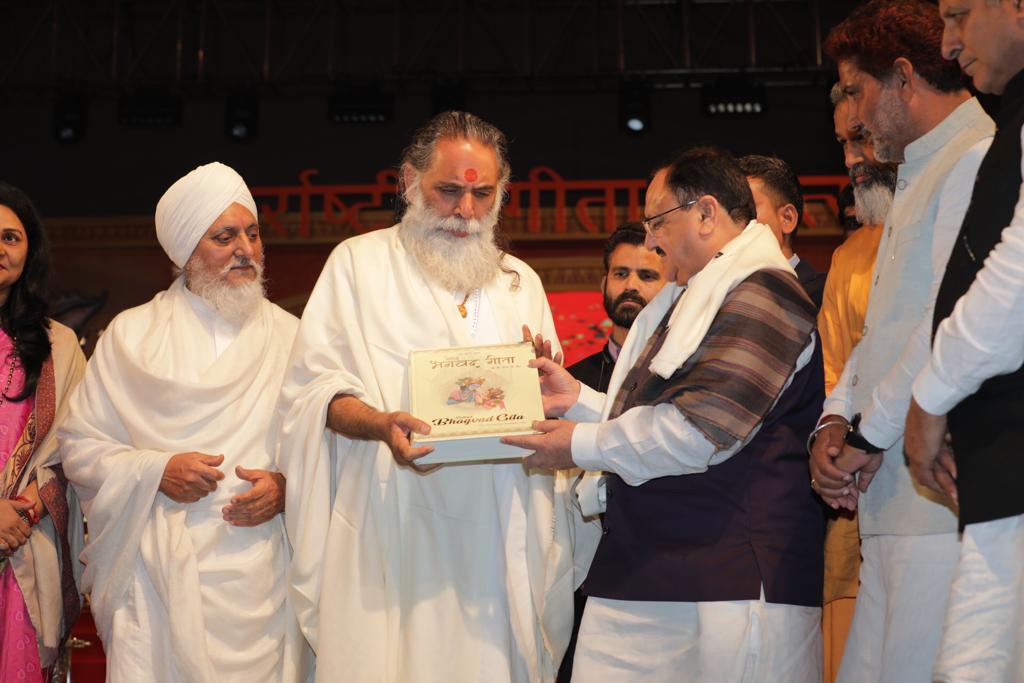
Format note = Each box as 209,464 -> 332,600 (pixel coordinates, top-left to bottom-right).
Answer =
457,291 -> 471,318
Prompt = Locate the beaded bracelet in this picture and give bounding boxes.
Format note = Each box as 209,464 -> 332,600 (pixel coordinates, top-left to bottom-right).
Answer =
14,495 -> 39,526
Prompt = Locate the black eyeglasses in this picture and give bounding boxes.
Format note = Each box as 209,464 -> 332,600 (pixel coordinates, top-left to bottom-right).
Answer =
642,199 -> 698,235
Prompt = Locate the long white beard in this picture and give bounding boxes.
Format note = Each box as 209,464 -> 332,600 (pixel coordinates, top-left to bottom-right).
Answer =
853,183 -> 895,226
399,182 -> 504,293
184,256 -> 266,325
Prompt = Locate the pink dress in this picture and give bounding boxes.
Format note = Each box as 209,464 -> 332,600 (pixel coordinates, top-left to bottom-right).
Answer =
0,331 -> 42,682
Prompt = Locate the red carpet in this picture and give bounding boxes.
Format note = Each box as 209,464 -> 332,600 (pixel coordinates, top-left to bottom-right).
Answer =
548,291 -> 610,367
68,605 -> 105,682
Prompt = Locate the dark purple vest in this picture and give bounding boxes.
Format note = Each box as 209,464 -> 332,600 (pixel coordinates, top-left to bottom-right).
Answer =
582,339 -> 826,606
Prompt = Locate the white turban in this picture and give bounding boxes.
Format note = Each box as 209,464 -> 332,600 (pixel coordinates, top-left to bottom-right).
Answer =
155,162 -> 259,268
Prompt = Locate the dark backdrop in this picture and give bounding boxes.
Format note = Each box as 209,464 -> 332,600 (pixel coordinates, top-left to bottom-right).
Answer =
3,84 -> 847,217
0,0 -> 868,218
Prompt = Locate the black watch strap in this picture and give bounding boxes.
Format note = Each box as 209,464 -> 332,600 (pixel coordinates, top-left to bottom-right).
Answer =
845,413 -> 884,454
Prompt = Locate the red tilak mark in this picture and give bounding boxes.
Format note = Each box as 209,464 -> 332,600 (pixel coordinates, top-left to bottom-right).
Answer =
464,168 -> 478,182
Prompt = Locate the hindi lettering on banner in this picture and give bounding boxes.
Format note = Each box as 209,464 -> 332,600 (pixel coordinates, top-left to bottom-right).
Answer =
246,168 -> 848,240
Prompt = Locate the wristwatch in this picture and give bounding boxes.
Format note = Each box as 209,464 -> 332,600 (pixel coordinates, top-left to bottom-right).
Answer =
844,413 -> 884,454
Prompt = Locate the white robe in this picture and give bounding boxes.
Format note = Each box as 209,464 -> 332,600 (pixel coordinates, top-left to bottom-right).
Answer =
278,226 -> 577,683
59,277 -> 309,683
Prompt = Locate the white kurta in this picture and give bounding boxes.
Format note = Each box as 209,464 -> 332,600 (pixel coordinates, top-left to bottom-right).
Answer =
278,226 -> 577,683
59,277 -> 308,683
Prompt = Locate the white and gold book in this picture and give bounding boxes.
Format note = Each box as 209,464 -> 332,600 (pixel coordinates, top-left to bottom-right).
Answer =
409,341 -> 543,464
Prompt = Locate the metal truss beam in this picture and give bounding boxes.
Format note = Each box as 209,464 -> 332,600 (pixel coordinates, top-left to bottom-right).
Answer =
0,0 -> 857,95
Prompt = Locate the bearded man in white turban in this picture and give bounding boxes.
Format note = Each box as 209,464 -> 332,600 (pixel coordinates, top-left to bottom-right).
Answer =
59,162 -> 308,682
278,111 -> 577,682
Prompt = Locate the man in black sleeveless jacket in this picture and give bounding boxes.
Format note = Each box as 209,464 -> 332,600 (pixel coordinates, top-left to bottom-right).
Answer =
904,2 -> 1024,680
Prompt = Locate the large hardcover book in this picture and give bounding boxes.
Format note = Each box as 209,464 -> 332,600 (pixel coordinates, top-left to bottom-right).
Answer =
409,341 -> 544,464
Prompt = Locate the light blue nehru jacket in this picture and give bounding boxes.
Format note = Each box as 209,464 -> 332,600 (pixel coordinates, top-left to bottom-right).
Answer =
837,98 -> 994,536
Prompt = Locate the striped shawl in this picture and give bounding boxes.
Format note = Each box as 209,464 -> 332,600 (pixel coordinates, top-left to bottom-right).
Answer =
611,269 -> 817,450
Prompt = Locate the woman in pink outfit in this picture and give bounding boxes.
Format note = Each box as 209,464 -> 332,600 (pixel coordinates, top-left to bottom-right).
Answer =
0,183 -> 86,681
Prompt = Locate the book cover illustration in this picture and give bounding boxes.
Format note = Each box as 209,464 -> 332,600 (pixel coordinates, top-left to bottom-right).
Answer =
409,341 -> 544,444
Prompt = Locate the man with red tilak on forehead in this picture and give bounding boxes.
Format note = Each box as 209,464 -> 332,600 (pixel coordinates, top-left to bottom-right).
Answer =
278,111 -> 576,682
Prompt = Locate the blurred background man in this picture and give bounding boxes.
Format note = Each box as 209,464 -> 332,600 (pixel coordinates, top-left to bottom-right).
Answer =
739,154 -> 826,308
569,222 -> 667,393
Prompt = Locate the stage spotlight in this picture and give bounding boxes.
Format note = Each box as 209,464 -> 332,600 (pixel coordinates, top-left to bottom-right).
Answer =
225,92 -> 260,141
328,85 -> 394,124
701,78 -> 767,117
53,94 -> 88,144
118,89 -> 183,127
619,82 -> 652,134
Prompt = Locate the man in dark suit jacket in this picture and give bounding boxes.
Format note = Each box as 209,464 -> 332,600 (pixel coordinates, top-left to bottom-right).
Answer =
568,222 -> 667,392
740,154 -> 826,309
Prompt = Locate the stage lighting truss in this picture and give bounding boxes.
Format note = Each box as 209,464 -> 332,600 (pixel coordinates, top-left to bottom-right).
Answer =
117,89 -> 184,127
701,79 -> 768,116
328,85 -> 395,125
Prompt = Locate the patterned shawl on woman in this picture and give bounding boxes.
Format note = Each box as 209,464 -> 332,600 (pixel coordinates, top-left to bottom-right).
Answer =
1,322 -> 86,669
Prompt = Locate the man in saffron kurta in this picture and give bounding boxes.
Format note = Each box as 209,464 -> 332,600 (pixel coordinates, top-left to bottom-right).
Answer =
60,162 -> 307,683
278,111 -> 576,683
820,87 -> 894,397
818,85 -> 894,683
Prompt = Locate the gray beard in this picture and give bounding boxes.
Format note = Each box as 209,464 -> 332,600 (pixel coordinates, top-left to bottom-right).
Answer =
866,88 -> 908,164
853,182 -> 895,226
399,182 -> 503,293
184,257 -> 266,325
872,139 -> 904,165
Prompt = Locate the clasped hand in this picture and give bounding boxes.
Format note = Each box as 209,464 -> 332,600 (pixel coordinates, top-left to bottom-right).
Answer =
222,466 -> 286,527
904,399 -> 957,506
0,498 -> 34,556
808,417 -> 881,511
159,452 -> 225,503
160,452 -> 285,525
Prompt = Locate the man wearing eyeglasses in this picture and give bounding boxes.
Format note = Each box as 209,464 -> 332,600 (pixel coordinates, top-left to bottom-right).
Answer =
505,146 -> 825,681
